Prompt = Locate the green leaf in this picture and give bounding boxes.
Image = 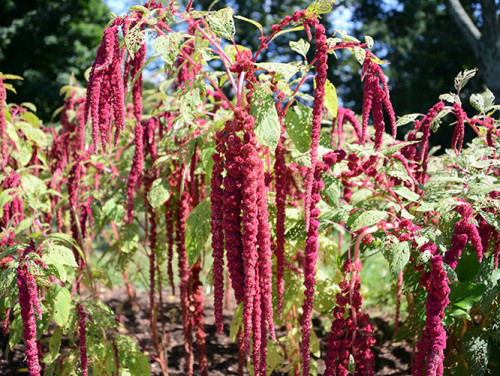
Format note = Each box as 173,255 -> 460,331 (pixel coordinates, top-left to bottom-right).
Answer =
49,285 -> 71,327
310,329 -> 321,357
364,35 -> 374,49
271,26 -> 305,41
11,141 -> 32,167
234,15 -> 263,34
393,186 -> 420,202
396,113 -> 420,127
383,140 -> 419,156
21,174 -> 46,198
147,178 -> 171,209
120,224 -> 140,253
455,251 -> 481,283
350,210 -> 386,232
15,217 -> 34,235
306,0 -> 335,18
0,267 -> 16,298
42,327 -> 62,364
480,211 -> 500,233
383,238 -> 410,279
44,233 -> 84,260
178,78 -> 205,124
179,137 -> 197,166
102,198 -> 125,224
45,244 -> 78,267
449,282 -> 487,310
430,108 -> 452,132
124,23 -> 145,59
229,302 -> 243,341
250,84 -> 280,151
286,101 -> 312,153
289,39 -> 310,59
462,329 -> 489,376
0,73 -> 23,80
115,335 -> 151,376
129,5 -> 149,13
454,68 -> 478,93
470,89 -> 495,112
255,62 -> 298,82
323,79 -> 338,118
153,33 -> 183,69
439,92 -> 460,105
185,199 -> 211,266
449,308 -> 471,320
266,340 -> 285,375
206,8 -> 235,40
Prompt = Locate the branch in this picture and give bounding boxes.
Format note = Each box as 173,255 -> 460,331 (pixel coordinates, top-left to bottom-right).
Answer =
444,0 -> 482,56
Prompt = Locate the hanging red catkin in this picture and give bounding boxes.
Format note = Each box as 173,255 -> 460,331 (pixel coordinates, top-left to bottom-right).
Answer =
77,304 -> 89,376
372,86 -> 386,150
126,122 -> 144,223
444,202 -> 483,268
304,21 -> 327,231
2,171 -> 24,228
177,189 -> 194,375
190,261 -> 208,376
17,240 -> 45,376
451,102 -> 465,153
413,244 -> 450,376
251,266 -> 262,374
0,77 -> 6,163
211,131 -> 226,333
85,22 -> 125,152
223,133 -> 245,303
361,54 -> 396,149
301,163 -> 326,376
165,198 -> 176,295
241,130 -> 260,354
274,138 -> 287,318
130,36 -> 146,122
331,107 -> 363,148
255,149 -> 276,342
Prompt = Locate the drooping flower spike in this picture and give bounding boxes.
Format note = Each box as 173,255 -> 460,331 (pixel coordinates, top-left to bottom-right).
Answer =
361,53 -> 397,150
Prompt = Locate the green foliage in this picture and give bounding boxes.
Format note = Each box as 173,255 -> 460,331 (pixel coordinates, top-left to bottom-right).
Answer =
0,0 -> 110,120
250,84 -> 281,151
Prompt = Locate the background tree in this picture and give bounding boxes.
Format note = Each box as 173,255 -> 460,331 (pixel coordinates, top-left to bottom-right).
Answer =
0,0 -> 110,120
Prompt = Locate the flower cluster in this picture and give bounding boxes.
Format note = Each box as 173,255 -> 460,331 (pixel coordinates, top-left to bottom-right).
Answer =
0,78 -> 7,163
190,262 -> 208,376
402,101 -> 445,184
274,138 -> 287,317
17,240 -> 46,376
223,132 -> 245,304
84,21 -> 126,152
304,23 -> 328,230
301,162 -> 328,376
177,189 -> 194,375
413,243 -> 450,376
331,106 -> 363,147
444,201 -> 483,269
451,103 -> 465,153
324,260 -> 376,376
126,123 -> 144,223
210,131 -> 226,333
2,171 -> 24,228
77,304 -> 89,376
361,54 -> 396,150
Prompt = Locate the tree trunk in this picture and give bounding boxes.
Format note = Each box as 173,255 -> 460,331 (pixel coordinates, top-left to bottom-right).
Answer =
445,0 -> 500,99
